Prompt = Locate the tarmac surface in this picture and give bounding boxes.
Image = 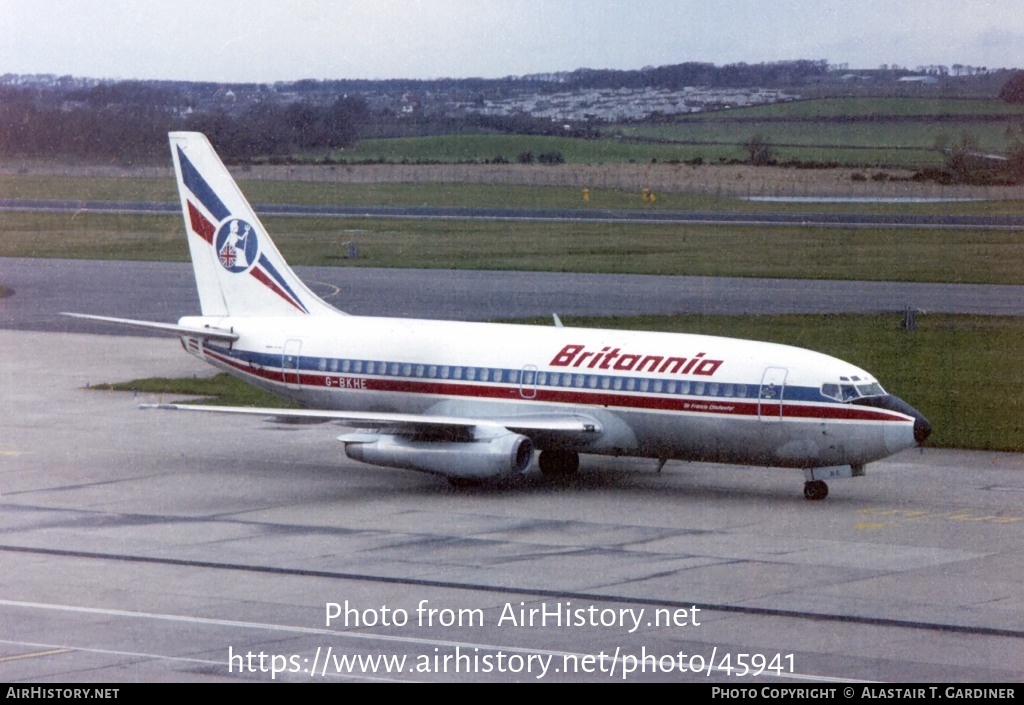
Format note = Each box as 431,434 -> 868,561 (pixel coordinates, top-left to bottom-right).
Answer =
2,330 -> 1022,682
5,258 -> 1024,337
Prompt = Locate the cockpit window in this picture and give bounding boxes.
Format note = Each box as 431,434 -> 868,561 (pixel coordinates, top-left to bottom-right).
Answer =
856,382 -> 885,397
821,380 -> 886,402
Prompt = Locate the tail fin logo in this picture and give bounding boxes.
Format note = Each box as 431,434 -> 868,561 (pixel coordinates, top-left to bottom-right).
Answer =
173,134 -> 322,315
215,218 -> 258,273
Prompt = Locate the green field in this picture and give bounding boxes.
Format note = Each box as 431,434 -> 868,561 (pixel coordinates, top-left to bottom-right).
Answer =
615,97 -> 1024,169
302,98 -> 1024,169
2,173 -> 725,211
328,134 -> 748,166
4,208 -> 1024,285
333,133 -> 934,168
5,164 -> 1024,220
678,97 -> 1024,119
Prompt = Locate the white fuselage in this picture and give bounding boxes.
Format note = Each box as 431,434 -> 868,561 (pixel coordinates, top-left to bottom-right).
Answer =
179,313 -> 920,470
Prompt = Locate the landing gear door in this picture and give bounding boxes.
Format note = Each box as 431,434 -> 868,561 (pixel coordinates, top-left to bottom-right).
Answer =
283,339 -> 302,389
759,367 -> 787,422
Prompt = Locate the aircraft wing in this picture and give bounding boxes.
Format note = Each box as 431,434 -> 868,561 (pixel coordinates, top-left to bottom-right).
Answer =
140,403 -> 602,439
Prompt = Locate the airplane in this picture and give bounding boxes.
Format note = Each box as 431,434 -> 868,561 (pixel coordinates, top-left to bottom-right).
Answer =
66,131 -> 932,500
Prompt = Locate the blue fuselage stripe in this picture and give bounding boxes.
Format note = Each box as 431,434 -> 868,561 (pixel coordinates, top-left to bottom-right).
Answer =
177,147 -> 230,221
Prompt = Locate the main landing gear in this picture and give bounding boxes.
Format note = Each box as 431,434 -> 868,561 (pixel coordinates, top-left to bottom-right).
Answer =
803,480 -> 829,501
538,450 -> 580,478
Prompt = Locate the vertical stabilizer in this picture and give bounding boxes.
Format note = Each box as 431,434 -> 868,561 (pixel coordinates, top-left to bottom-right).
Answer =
169,132 -> 341,317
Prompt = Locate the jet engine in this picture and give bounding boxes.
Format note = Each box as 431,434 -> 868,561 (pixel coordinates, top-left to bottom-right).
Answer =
340,430 -> 534,480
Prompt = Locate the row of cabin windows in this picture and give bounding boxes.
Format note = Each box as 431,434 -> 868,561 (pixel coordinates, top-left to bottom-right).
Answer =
295,356 -> 883,404
312,357 -> 755,398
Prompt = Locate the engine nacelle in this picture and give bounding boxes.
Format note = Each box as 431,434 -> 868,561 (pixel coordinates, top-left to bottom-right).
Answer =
340,431 -> 534,480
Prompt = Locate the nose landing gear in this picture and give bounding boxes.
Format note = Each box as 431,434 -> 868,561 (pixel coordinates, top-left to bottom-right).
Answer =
803,479 -> 829,501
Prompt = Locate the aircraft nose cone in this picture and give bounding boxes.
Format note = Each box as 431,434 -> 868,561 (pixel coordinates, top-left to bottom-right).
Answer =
854,394 -> 932,450
880,394 -> 932,445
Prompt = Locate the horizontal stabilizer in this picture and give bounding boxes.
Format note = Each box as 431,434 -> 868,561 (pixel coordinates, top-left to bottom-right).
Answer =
62,313 -> 239,342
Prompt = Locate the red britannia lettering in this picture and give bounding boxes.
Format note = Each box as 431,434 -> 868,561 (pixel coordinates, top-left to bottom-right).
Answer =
551,344 -> 583,366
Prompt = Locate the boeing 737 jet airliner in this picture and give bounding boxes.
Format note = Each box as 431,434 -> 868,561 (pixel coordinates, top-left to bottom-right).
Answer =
68,132 -> 931,500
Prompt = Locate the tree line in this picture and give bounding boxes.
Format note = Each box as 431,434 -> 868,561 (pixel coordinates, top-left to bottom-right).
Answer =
0,85 -> 368,163
559,60 -> 830,91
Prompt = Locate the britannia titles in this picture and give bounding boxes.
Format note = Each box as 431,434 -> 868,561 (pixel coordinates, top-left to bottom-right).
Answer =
550,344 -> 723,377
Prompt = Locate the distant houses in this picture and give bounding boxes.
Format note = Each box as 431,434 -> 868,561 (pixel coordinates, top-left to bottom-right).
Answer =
469,87 -> 800,122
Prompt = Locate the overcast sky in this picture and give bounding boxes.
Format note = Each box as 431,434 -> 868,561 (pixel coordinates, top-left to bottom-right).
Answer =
2,0 -> 1022,83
